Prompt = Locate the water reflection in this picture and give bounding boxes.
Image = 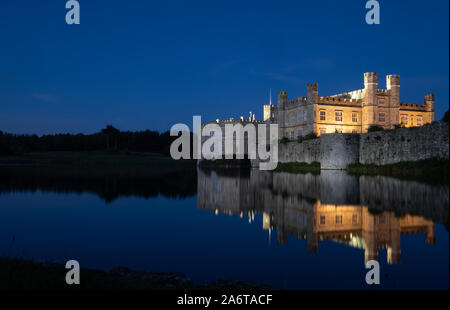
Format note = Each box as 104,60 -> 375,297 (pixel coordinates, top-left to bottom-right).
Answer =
0,165 -> 197,202
197,168 -> 448,264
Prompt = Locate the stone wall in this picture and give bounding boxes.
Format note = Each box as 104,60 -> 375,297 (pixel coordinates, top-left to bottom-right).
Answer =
320,134 -> 360,169
277,122 -> 449,169
278,138 -> 320,164
359,122 -> 449,165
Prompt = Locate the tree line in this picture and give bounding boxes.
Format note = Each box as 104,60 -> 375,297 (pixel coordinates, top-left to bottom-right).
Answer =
0,125 -> 180,155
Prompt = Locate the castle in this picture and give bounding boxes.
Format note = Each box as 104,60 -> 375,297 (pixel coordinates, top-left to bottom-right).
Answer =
264,72 -> 435,139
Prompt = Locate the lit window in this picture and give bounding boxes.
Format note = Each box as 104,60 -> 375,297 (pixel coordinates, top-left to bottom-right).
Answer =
335,111 -> 343,122
320,215 -> 326,225
336,215 -> 343,224
411,116 -> 414,126
352,112 -> 358,122
401,115 -> 408,125
417,116 -> 422,126
379,112 -> 386,122
320,110 -> 326,121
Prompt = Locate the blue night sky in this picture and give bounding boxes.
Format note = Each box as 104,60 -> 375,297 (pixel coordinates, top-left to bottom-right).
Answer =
0,0 -> 448,135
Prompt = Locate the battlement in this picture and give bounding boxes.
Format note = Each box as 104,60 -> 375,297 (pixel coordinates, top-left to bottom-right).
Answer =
317,96 -> 362,105
424,94 -> 435,101
364,72 -> 378,84
376,89 -> 389,95
307,83 -> 318,91
387,74 -> 400,88
287,97 -> 307,106
400,102 -> 428,111
203,118 -> 267,126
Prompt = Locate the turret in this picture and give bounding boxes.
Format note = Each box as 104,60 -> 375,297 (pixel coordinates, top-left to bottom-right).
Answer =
386,74 -> 400,108
306,83 -> 318,104
278,91 -> 288,108
362,72 -> 378,130
424,93 -> 435,112
363,72 -> 378,101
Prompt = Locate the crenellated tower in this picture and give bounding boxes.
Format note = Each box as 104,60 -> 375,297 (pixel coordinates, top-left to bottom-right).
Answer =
306,83 -> 318,104
386,74 -> 400,127
424,93 -> 435,124
362,72 -> 378,131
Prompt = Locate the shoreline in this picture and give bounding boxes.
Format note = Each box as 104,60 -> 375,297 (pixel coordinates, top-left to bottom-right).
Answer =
275,159 -> 449,184
0,258 -> 270,290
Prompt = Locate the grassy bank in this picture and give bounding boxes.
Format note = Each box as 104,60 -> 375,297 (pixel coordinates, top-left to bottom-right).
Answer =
347,159 -> 449,184
0,258 -> 269,290
0,151 -> 195,167
274,162 -> 321,174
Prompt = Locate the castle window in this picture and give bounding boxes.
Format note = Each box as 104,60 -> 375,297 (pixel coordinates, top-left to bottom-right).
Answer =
379,100 -> 385,105
417,116 -> 423,126
379,112 -> 386,122
320,110 -> 326,121
335,111 -> 343,122
320,215 -> 326,225
303,110 -> 307,121
352,112 -> 358,122
352,214 -> 358,224
336,215 -> 343,225
297,111 -> 303,121
411,116 -> 414,126
290,112 -> 295,124
290,131 -> 294,140
401,115 -> 408,125
297,129 -> 303,137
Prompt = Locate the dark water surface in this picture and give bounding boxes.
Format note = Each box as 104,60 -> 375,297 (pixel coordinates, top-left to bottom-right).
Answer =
0,166 -> 448,289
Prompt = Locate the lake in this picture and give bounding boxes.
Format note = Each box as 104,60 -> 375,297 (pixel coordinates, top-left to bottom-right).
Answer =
0,165 -> 448,289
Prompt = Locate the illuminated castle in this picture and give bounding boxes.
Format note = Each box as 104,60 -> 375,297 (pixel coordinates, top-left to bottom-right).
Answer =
264,72 -> 435,139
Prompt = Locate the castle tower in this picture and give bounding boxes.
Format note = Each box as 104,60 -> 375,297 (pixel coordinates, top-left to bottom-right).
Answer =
425,93 -> 435,115
387,74 -> 400,127
278,90 -> 288,108
362,72 -> 378,131
306,83 -> 318,104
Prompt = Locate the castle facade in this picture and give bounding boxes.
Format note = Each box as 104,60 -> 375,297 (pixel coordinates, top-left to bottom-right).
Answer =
264,72 -> 435,139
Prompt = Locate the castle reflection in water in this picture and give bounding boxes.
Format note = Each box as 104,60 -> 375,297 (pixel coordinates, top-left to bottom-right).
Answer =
198,168 -> 448,264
